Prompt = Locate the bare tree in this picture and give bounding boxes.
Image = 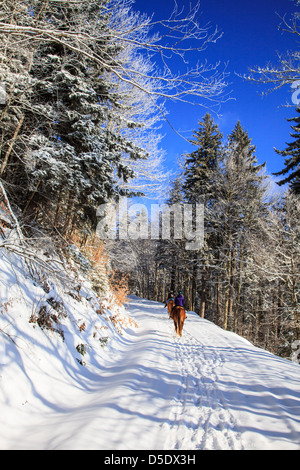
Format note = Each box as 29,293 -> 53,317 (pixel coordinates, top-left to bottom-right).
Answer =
242,1 -> 300,101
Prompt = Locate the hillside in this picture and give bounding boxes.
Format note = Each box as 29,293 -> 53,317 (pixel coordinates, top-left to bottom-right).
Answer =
0,242 -> 300,450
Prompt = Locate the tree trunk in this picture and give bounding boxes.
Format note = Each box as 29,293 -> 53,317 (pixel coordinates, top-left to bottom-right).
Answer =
0,114 -> 24,176
199,265 -> 207,318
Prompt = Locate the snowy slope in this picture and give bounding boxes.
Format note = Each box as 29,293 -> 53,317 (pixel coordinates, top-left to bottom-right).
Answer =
0,247 -> 300,450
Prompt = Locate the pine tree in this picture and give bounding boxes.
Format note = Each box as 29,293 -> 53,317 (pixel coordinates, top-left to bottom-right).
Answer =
227,121 -> 267,219
183,113 -> 223,205
181,114 -> 223,316
273,107 -> 300,195
0,0 -> 147,234
218,122 -> 268,330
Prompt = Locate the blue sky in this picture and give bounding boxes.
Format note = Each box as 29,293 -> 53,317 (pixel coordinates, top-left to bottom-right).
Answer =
132,0 -> 298,189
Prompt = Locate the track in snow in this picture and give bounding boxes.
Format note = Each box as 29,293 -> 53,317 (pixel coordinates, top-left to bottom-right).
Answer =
163,314 -> 244,450
127,296 -> 300,451
2,295 -> 299,450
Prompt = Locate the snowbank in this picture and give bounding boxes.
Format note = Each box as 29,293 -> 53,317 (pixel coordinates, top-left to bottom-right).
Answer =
0,243 -> 137,449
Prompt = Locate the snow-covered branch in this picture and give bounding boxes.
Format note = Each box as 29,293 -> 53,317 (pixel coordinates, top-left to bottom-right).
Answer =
0,0 -> 228,107
241,3 -> 300,98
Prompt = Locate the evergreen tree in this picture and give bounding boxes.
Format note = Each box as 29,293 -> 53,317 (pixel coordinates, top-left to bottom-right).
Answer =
218,122 -> 268,330
227,121 -> 267,220
273,107 -> 300,195
29,1 -> 148,229
183,113 -> 223,205
181,114 -> 223,316
0,0 -> 147,234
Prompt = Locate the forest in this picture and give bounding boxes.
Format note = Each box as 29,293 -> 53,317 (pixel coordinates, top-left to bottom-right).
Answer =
109,114 -> 300,358
0,0 -> 299,359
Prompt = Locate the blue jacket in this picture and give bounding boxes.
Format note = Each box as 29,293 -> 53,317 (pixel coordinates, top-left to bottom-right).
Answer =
175,294 -> 185,307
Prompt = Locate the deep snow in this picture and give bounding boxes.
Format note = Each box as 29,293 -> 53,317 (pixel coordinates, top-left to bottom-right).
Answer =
0,247 -> 300,450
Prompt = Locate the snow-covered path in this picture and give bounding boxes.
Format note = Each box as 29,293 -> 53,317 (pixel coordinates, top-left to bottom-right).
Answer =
125,296 -> 245,450
126,297 -> 300,450
1,295 -> 300,450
